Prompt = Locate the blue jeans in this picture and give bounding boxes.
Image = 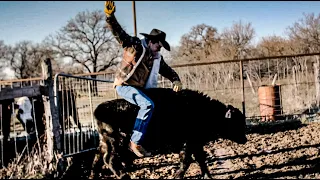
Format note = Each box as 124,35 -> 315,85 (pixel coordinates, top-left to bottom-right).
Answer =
115,85 -> 155,145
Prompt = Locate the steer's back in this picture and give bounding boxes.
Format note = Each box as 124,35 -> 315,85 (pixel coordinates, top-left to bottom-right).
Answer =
94,88 -> 219,151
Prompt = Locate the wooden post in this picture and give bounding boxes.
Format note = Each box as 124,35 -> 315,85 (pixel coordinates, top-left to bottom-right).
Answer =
245,71 -> 255,95
314,56 -> 320,107
132,1 -> 137,36
41,58 -> 62,167
240,60 -> 246,117
292,66 -> 297,97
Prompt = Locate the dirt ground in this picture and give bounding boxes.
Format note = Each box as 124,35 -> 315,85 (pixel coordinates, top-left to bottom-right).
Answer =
66,120 -> 320,179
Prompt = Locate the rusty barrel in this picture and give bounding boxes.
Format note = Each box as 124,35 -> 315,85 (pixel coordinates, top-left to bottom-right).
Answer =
258,85 -> 282,121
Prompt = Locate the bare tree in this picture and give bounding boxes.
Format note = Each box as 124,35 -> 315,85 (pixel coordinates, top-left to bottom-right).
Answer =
45,10 -> 121,77
60,63 -> 84,74
287,13 -> 320,53
31,43 -> 62,77
176,24 -> 220,63
0,41 -> 6,59
0,40 -> 8,79
4,41 -> 58,81
257,35 -> 295,56
7,41 -> 36,79
220,20 -> 255,59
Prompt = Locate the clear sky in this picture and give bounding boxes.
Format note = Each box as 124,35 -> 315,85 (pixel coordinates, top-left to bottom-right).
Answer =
1,1 -> 320,48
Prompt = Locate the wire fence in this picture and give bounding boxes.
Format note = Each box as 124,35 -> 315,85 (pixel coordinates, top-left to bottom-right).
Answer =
1,53 -> 320,166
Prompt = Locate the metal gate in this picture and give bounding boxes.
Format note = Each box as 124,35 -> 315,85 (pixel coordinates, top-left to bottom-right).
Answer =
54,73 -> 115,157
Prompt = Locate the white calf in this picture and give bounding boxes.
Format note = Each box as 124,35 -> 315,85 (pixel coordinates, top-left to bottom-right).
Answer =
14,97 -> 34,133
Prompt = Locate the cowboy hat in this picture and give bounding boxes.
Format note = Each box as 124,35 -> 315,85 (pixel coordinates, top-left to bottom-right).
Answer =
140,29 -> 170,51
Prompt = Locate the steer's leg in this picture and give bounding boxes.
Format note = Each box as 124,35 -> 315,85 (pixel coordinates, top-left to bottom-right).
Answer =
191,142 -> 211,179
117,134 -> 135,174
90,137 -> 108,179
106,134 -> 130,179
174,142 -> 193,179
90,152 -> 103,179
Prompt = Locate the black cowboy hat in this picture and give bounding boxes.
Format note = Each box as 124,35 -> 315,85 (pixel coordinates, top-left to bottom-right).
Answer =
140,29 -> 170,51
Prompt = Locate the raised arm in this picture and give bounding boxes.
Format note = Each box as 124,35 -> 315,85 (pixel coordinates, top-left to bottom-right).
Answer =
104,1 -> 140,47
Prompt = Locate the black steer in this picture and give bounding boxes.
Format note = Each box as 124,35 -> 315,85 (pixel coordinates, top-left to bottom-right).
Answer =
91,88 -> 247,179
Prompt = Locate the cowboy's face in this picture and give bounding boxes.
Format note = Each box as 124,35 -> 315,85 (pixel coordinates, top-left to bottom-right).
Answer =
148,39 -> 162,55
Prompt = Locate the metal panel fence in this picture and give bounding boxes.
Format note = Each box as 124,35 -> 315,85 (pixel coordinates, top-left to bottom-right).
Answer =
53,73 -> 115,157
0,71 -> 116,166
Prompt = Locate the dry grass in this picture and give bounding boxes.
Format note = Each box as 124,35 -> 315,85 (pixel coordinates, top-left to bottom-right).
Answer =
0,139 -> 64,179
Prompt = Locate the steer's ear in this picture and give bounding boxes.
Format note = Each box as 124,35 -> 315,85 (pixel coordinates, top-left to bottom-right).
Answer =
227,104 -> 234,110
14,104 -> 20,109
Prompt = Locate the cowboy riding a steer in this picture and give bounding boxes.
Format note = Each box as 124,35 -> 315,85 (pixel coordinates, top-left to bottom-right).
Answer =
91,88 -> 247,179
88,1 -> 248,179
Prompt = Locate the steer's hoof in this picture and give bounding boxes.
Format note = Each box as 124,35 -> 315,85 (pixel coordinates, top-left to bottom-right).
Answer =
203,173 -> 212,179
173,170 -> 184,179
120,174 -> 131,179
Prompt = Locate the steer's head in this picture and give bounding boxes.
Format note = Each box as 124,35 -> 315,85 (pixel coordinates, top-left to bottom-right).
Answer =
222,105 -> 247,144
15,97 -> 34,133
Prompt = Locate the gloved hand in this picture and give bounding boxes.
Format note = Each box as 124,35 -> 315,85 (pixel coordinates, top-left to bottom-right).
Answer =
104,1 -> 116,17
173,81 -> 183,92
113,77 -> 123,88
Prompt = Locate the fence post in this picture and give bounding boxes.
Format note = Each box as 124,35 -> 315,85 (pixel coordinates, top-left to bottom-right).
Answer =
239,60 -> 246,117
314,56 -> 320,107
41,58 -> 62,168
